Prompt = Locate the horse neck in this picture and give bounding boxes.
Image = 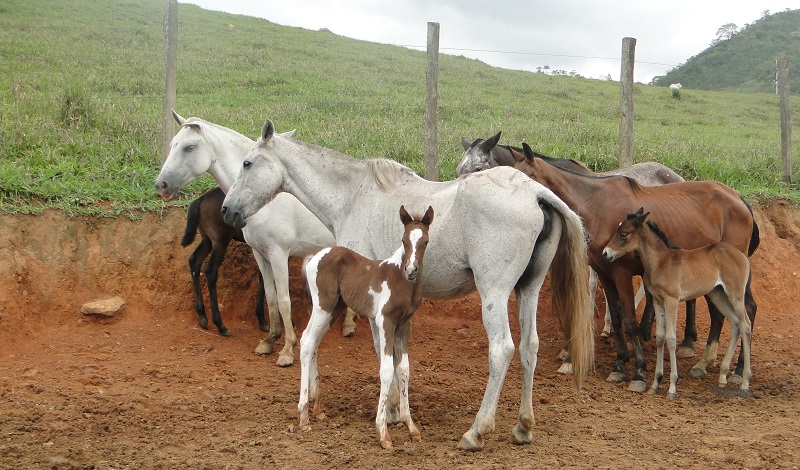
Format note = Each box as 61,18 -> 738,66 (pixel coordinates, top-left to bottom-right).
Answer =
276,138 -> 367,234
205,126 -> 254,193
632,228 -> 672,275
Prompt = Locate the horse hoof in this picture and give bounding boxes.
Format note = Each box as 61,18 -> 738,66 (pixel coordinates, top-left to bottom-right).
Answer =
341,324 -> 356,338
599,330 -> 610,338
511,423 -> 533,445
557,362 -> 573,375
677,346 -> 695,358
198,318 -> 209,330
667,392 -> 677,400
299,424 -> 311,432
380,440 -> 393,450
258,323 -> 269,333
606,372 -> 627,383
276,354 -> 294,367
218,328 -> 231,337
458,431 -> 484,452
728,374 -> 743,385
627,380 -> 647,393
254,340 -> 273,356
689,366 -> 706,378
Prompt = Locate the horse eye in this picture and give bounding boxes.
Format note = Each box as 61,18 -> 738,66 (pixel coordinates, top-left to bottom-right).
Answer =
184,145 -> 195,152
243,160 -> 252,169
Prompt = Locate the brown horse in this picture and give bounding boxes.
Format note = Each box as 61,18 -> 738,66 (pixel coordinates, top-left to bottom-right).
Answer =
603,209 -> 752,398
513,143 -> 758,392
182,186 -> 266,335
298,205 -> 434,449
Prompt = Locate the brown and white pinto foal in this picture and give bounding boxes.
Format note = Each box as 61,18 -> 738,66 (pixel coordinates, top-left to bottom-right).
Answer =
602,209 -> 752,398
299,205 -> 434,449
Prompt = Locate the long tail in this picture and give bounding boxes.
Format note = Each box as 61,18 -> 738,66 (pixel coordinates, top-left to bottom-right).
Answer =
181,194 -> 204,247
538,189 -> 595,391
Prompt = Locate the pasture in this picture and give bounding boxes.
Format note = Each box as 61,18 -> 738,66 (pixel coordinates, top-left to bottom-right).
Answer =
0,200 -> 799,468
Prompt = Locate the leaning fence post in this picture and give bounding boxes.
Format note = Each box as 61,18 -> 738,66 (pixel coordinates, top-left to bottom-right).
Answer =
161,0 -> 178,166
424,22 -> 440,181
618,37 -> 636,168
778,57 -> 792,185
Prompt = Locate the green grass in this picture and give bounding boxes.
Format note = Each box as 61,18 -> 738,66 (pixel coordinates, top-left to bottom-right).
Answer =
1,0 -> 798,217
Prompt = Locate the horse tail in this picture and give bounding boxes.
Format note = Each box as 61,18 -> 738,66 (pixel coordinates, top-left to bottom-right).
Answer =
181,194 -> 204,247
740,196 -> 760,256
537,189 -> 595,391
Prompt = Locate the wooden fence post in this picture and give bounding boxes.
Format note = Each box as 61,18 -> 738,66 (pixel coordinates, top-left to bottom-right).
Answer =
618,37 -> 636,168
778,57 -> 792,185
161,0 -> 178,165
424,22 -> 440,181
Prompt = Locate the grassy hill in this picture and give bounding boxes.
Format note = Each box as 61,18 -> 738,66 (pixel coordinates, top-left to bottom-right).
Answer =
0,0 -> 798,217
653,9 -> 800,93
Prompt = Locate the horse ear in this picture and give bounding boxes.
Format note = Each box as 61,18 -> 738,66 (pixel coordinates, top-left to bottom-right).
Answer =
631,211 -> 650,228
480,131 -> 501,153
509,147 -> 524,163
635,207 -> 644,216
399,205 -> 412,225
280,129 -> 296,138
521,143 -> 535,163
172,109 -> 185,126
422,205 -> 435,226
462,137 -> 472,151
261,120 -> 275,143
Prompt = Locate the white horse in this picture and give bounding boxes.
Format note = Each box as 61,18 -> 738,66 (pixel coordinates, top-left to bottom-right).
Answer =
221,120 -> 595,451
155,111 -> 356,366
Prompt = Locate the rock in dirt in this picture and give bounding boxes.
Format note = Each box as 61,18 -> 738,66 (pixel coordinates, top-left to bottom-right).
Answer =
81,296 -> 126,316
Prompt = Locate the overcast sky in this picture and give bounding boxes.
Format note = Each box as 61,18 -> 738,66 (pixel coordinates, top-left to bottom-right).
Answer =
182,1 -> 796,83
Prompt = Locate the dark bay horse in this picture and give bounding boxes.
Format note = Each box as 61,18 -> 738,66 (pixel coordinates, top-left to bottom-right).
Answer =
300,205 -> 434,449
603,210 -> 752,397
182,186 -> 266,335
459,132 -> 697,357
513,143 -> 758,392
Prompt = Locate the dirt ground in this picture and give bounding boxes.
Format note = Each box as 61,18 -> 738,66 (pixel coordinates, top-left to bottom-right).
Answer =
1,199 -> 800,469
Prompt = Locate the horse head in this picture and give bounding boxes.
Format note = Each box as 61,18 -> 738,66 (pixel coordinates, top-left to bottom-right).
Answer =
456,131 -> 503,176
222,120 -> 285,229
399,205 -> 434,282
155,111 -> 220,201
602,209 -> 649,262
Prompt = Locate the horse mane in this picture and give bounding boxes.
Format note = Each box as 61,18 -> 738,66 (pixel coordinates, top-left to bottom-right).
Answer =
645,220 -> 679,249
368,158 -> 419,191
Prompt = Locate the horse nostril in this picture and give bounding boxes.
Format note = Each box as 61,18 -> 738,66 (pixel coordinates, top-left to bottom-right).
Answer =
221,206 -> 228,215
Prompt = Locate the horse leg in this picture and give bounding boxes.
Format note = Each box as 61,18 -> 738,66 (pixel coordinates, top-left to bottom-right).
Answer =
590,269 -> 612,338
600,277 -> 628,383
341,308 -> 358,337
392,320 -> 421,444
271,251 -> 298,367
731,280 -> 757,382
664,298 -> 679,399
690,295 -> 721,378
649,300 -> 666,395
677,299 -> 697,358
205,237 -> 233,336
375,317 -> 397,449
638,288 -> 654,342
458,289 -> 515,452
297,303 -> 333,431
188,237 -> 212,330
254,271 -> 268,332
254,254 -> 280,356
512,276 -> 544,446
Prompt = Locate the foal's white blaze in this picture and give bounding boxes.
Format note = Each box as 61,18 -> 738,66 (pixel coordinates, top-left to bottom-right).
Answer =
405,228 -> 424,275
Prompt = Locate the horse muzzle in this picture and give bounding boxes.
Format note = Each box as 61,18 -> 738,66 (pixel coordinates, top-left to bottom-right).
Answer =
221,205 -> 247,229
601,248 -> 617,263
155,181 -> 177,201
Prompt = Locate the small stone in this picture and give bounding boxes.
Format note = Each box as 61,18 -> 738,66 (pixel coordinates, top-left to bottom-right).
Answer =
81,296 -> 126,316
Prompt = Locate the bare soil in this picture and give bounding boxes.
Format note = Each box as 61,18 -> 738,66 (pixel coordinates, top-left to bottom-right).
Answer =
1,200 -> 799,469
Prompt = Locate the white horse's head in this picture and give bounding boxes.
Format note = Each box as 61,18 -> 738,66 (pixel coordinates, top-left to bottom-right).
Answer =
155,111 -> 220,200
222,120 -> 285,229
